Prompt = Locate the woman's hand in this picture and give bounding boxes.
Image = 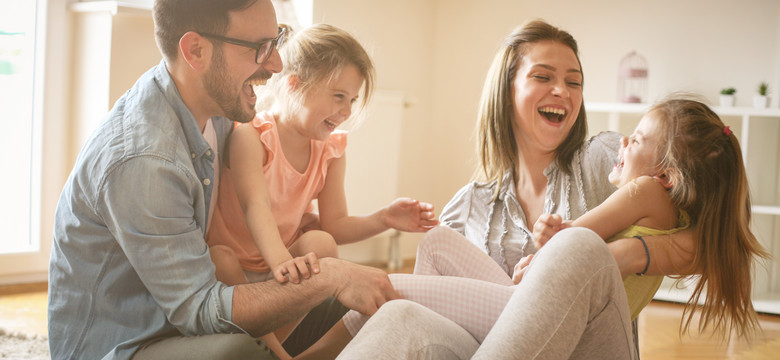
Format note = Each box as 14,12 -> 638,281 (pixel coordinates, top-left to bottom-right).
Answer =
532,214 -> 571,249
271,252 -> 320,284
382,198 -> 439,232
512,254 -> 534,284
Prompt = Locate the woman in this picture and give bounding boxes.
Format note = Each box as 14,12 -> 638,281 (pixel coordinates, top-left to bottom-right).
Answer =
335,19 -> 698,359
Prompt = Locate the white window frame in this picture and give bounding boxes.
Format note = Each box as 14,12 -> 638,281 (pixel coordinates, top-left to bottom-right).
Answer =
0,0 -> 68,285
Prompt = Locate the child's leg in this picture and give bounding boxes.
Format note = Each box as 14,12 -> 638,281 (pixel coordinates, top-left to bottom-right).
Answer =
209,245 -> 250,285
273,230 -> 340,345
343,273 -> 514,343
209,245 -> 292,360
288,229 -> 338,259
414,226 -> 514,286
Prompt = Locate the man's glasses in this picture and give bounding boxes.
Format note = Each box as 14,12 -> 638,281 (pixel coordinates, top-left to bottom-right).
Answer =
198,26 -> 286,64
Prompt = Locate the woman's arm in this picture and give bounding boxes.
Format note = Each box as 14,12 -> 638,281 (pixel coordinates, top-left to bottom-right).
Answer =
317,154 -> 437,244
230,124 -> 312,283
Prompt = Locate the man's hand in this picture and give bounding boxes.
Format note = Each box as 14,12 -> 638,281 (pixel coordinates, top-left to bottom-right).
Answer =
326,258 -> 401,316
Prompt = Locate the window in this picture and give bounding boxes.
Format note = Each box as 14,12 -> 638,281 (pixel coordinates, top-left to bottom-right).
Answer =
0,0 -> 41,255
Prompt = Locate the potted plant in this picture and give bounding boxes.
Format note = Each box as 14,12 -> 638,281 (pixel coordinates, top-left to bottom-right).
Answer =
754,82 -> 769,108
720,87 -> 736,107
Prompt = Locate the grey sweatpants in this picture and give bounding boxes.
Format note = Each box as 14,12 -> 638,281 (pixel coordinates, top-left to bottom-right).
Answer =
337,227 -> 637,360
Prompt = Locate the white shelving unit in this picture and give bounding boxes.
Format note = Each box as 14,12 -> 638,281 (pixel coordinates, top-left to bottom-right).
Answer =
586,102 -> 780,315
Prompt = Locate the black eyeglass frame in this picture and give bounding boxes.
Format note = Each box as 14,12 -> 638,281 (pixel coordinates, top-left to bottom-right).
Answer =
198,26 -> 285,64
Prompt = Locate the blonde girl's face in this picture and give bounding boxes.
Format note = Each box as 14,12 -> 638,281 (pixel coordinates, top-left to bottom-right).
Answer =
609,112 -> 663,187
511,40 -> 583,157
293,64 -> 364,141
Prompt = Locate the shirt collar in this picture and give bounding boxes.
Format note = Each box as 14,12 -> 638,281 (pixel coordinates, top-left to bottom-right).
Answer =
153,60 -> 224,160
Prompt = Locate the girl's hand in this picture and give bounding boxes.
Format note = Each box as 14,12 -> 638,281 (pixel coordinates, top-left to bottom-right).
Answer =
512,254 -> 534,284
532,214 -> 571,249
271,252 -> 320,284
382,198 -> 439,232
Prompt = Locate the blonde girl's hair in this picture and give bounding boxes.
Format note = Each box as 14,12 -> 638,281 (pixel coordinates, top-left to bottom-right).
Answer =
650,97 -> 770,340
257,23 -> 375,123
476,19 -> 587,193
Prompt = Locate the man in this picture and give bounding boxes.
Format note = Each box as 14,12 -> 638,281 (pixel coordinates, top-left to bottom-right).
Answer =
48,1 -> 398,359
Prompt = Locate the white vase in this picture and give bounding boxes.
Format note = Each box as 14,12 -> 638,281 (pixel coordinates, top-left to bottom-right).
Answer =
719,95 -> 735,107
753,95 -> 769,108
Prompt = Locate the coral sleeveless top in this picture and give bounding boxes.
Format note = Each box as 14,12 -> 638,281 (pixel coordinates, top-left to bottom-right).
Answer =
206,111 -> 347,272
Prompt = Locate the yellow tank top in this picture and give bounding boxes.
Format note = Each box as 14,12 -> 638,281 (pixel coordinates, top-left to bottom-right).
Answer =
607,211 -> 690,320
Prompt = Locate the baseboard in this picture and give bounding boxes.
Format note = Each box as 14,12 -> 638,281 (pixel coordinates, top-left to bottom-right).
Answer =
0,272 -> 48,287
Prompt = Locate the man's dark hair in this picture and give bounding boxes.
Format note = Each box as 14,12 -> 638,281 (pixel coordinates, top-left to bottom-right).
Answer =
153,0 -> 259,62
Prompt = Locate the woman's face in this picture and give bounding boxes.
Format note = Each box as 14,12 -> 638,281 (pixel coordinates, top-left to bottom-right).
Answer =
608,112 -> 663,187
511,40 -> 583,157
292,64 -> 363,141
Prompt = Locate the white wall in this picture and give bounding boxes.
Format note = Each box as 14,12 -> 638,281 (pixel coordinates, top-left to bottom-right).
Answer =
308,0 -> 780,262
312,0 -> 438,260
39,0 -> 780,270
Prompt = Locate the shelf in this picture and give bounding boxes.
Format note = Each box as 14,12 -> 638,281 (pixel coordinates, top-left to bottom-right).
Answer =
654,284 -> 780,315
587,101 -> 780,118
753,205 -> 780,216
586,102 -> 649,114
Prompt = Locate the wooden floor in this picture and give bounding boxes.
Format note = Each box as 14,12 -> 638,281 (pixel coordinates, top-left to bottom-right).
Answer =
3,280 -> 780,359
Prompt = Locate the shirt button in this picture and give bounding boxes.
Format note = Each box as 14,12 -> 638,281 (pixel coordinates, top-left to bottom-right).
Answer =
203,178 -> 211,186
206,150 -> 212,156
191,152 -> 196,159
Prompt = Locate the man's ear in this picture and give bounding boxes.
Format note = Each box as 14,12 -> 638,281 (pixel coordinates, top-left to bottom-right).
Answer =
179,31 -> 210,70
655,170 -> 676,189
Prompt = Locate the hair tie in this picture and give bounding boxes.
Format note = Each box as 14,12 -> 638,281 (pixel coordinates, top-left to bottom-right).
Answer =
723,126 -> 732,136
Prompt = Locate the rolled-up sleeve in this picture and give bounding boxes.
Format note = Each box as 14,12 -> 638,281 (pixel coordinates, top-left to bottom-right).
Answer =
97,155 -> 241,335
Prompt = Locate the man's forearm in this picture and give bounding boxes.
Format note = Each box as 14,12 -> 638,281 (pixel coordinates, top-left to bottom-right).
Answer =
231,259 -> 336,336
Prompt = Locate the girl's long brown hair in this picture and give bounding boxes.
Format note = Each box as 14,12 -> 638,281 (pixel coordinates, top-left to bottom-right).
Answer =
651,98 -> 770,340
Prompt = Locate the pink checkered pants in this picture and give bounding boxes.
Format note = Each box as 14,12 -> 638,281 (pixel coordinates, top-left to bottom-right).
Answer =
342,226 -> 516,342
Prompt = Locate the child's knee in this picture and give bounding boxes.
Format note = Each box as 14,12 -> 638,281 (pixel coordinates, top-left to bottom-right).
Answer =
209,245 -> 238,262
297,230 -> 338,258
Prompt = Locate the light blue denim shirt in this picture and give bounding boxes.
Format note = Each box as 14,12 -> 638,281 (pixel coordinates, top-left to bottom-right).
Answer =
48,61 -> 241,360
440,131 -> 622,274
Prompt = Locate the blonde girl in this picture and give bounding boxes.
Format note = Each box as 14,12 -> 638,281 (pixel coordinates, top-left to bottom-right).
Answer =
205,24 -> 437,359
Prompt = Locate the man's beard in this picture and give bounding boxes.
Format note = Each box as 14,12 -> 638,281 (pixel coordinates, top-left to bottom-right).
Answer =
203,46 -> 254,123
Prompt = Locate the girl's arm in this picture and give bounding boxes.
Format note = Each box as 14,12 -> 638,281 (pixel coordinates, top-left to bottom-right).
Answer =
533,176 -> 671,248
523,176 -> 678,280
231,124 -> 314,283
317,154 -> 438,245
608,229 -> 696,278
571,176 -> 674,239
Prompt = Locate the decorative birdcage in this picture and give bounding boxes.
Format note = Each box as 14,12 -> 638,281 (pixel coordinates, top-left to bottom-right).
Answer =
617,51 -> 648,103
